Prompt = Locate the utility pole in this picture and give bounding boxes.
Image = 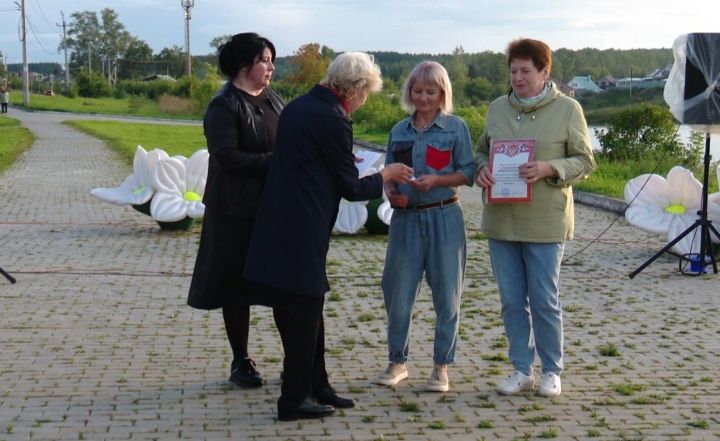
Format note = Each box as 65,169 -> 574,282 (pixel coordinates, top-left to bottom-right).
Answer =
58,11 -> 70,92
19,0 -> 29,105
181,0 -> 194,77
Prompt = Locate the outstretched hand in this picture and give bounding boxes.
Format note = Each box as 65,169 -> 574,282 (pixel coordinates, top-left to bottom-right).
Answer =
380,163 -> 414,184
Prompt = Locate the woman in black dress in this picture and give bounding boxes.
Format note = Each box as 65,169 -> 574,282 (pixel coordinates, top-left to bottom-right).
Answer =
187,32 -> 283,388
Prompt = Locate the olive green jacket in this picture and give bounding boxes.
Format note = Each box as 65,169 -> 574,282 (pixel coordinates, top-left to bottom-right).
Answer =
476,83 -> 596,242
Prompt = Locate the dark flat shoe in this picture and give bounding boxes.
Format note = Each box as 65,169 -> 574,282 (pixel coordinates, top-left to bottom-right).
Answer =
277,397 -> 335,421
229,358 -> 263,388
313,387 -> 355,409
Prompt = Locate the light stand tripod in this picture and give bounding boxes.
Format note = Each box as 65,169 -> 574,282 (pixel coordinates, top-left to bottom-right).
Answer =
629,132 -> 720,278
0,265 -> 16,284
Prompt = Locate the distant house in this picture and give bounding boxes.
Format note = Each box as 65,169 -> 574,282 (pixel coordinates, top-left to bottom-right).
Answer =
597,76 -> 616,90
646,64 -> 672,80
142,74 -> 176,82
550,77 -> 575,97
568,75 -> 601,94
615,65 -> 670,90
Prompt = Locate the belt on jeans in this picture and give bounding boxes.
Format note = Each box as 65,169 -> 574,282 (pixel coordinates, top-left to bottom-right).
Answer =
393,196 -> 459,211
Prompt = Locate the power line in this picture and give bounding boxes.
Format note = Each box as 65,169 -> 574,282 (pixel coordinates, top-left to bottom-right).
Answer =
26,16 -> 56,56
29,0 -> 61,38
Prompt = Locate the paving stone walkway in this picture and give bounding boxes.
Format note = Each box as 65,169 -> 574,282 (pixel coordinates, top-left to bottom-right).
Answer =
1,109 -> 719,440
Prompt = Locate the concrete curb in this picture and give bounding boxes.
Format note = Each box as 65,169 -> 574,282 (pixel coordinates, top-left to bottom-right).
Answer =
573,190 -> 627,215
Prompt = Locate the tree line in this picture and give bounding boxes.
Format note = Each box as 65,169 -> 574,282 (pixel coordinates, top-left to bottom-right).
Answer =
6,7 -> 672,96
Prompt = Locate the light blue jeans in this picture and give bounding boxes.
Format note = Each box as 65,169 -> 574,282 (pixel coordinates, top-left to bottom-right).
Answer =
488,238 -> 565,375
382,203 -> 466,365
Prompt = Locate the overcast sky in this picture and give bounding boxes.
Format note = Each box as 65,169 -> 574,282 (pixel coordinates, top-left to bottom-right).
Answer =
0,0 -> 717,64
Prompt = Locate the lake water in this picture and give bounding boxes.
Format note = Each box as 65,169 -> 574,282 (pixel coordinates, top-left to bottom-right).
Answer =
588,125 -> 720,161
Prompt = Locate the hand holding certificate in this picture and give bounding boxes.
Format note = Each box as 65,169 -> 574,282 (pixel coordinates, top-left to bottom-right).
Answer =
488,139 -> 535,203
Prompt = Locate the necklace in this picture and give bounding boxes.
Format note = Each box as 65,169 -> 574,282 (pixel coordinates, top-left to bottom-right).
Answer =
415,119 -> 432,130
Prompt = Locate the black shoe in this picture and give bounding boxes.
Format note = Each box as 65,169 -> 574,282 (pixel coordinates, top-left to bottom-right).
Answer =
313,387 -> 355,409
277,397 -> 335,421
229,358 -> 263,388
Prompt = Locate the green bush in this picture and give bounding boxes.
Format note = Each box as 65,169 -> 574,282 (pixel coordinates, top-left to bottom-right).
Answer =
353,92 -> 406,133
75,70 -> 112,98
454,104 -> 488,142
596,104 -> 701,168
116,79 -> 175,99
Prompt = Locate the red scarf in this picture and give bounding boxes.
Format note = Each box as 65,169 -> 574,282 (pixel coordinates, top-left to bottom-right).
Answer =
325,86 -> 351,115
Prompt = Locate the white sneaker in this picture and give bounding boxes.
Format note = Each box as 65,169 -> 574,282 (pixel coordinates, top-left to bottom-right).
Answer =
374,363 -> 408,386
538,372 -> 562,397
496,370 -> 534,395
426,364 -> 449,392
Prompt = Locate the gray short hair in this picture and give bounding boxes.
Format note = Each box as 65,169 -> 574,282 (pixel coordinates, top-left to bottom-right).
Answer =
322,52 -> 383,99
400,61 -> 453,114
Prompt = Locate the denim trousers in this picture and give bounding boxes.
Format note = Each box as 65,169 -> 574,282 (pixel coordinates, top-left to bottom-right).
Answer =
488,238 -> 565,375
382,203 -> 466,365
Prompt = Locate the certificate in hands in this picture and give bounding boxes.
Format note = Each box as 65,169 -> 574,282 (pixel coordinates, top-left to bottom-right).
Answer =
488,139 -> 535,203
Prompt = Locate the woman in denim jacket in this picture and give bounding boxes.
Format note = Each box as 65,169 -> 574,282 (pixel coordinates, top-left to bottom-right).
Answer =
374,61 -> 476,392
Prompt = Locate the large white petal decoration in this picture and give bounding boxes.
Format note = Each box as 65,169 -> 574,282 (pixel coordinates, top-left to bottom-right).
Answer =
334,199 -> 368,234
90,174 -> 153,205
186,201 -> 206,219
185,149 -> 209,197
89,145 -> 170,206
151,157 -> 186,195
378,192 -> 394,226
150,192 -> 188,222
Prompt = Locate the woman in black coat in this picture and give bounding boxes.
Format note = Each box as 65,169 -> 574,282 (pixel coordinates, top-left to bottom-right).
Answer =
244,52 -> 413,421
187,33 -> 283,388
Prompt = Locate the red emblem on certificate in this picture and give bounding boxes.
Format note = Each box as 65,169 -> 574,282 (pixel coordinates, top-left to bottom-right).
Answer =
488,139 -> 535,203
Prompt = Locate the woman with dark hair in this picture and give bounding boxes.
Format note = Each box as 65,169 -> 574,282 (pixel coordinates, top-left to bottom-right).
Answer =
187,32 -> 283,389
475,38 -> 595,397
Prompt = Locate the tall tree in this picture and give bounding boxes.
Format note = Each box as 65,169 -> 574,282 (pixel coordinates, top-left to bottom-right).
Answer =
446,46 -> 469,105
62,8 -> 144,82
121,37 -> 154,79
98,8 -> 132,84
63,10 -> 101,74
288,43 -> 331,89
154,46 -> 185,78
209,35 -> 233,51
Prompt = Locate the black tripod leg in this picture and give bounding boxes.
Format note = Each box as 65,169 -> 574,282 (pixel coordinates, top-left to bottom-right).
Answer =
629,220 -> 702,278
705,223 -> 720,273
0,266 -> 16,284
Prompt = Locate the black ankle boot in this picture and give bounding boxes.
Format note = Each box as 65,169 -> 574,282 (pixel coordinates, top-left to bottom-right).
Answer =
313,387 -> 355,408
278,397 -> 335,421
229,357 -> 263,388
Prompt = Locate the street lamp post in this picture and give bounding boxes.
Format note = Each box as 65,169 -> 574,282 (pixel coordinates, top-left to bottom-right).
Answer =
181,0 -> 194,77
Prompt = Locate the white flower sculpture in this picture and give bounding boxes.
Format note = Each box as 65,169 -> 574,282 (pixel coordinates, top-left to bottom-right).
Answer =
377,189 -> 394,226
333,199 -> 369,234
91,145 -> 209,229
624,165 -> 720,255
90,145 -> 169,205
150,150 -> 209,222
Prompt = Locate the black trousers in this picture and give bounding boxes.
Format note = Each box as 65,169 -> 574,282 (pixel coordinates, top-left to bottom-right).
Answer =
274,294 -> 329,411
1,103 -> 7,113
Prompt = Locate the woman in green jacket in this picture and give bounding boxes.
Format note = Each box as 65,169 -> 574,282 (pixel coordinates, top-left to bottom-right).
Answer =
475,38 -> 595,398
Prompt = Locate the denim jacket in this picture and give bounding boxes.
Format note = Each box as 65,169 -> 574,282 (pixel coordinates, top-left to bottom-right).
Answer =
385,112 -> 475,205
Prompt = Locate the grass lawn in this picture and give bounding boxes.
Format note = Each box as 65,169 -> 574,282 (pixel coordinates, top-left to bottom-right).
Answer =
10,92 -> 202,120
65,120 -> 206,163
353,126 -> 388,146
0,116 -> 35,175
575,156 -> 719,199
